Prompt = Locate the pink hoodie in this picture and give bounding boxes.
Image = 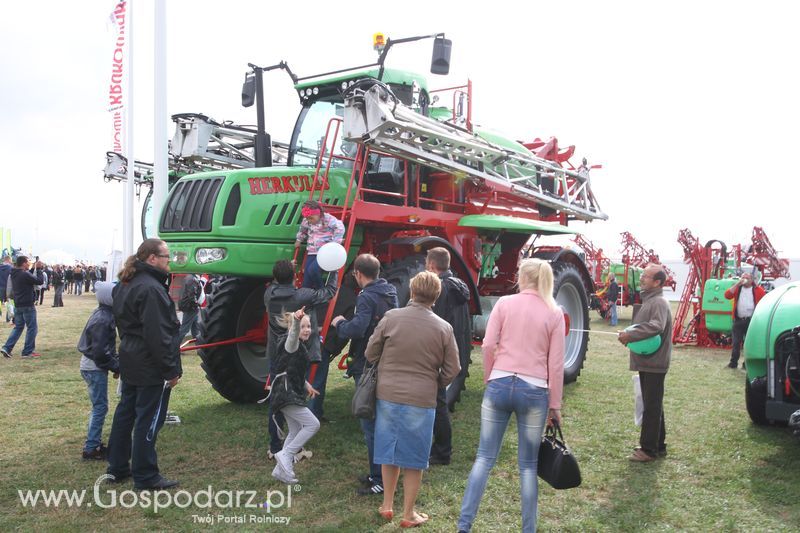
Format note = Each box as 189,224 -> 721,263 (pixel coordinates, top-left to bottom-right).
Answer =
481,289 -> 565,409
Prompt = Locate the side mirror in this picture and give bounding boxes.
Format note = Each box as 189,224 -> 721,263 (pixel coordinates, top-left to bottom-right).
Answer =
241,73 -> 256,108
430,37 -> 451,75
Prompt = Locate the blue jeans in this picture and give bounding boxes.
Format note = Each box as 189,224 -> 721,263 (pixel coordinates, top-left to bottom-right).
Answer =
352,372 -> 381,481
458,376 -> 549,533
307,349 -> 331,418
609,302 -> 618,326
178,308 -> 201,341
81,370 -> 109,452
301,255 -> 322,289
4,305 -> 38,356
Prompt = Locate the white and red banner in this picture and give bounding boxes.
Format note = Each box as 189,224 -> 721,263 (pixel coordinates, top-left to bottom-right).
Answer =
108,1 -> 127,152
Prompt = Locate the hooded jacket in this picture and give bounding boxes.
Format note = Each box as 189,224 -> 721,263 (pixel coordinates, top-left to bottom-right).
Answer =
263,271 -> 338,364
10,267 -> 44,307
432,271 -> 472,369
78,281 -> 120,372
335,278 -> 398,376
626,287 -> 673,373
112,261 -> 182,386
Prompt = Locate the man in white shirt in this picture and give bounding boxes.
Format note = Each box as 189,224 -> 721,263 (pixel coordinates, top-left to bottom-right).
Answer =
723,273 -> 766,369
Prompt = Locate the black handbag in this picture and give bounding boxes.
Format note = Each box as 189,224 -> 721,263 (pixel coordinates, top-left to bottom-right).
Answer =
351,363 -> 378,419
537,421 -> 581,489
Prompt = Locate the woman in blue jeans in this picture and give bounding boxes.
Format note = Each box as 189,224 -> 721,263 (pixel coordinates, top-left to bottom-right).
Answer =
458,259 -> 565,533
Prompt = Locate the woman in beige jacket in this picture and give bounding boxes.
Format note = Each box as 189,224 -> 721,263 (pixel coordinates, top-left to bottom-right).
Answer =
365,271 -> 460,528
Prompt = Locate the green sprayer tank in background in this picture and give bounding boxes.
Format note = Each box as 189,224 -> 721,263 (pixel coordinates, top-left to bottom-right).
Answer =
702,278 -> 737,333
604,263 -> 641,294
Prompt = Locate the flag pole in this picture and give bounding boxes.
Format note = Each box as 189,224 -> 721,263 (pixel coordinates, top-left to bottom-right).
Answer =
123,0 -> 135,257
153,0 -> 168,237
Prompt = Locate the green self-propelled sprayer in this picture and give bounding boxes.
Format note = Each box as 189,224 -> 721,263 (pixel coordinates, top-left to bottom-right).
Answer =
155,34 -> 608,407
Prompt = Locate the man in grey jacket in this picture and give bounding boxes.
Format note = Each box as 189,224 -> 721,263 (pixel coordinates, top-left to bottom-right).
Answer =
618,264 -> 672,462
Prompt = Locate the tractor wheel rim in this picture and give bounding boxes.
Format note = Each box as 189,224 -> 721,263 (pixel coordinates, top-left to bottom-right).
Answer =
556,282 -> 584,370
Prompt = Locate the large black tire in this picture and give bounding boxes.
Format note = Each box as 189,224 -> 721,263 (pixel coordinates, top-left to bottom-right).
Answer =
552,262 -> 590,383
745,376 -> 769,425
383,254 -> 427,306
384,254 -> 472,412
199,277 -> 268,403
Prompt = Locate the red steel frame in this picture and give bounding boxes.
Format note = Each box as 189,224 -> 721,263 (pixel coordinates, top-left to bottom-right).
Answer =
672,226 -> 790,349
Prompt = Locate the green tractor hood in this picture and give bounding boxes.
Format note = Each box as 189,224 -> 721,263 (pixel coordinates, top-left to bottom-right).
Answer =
744,281 -> 800,378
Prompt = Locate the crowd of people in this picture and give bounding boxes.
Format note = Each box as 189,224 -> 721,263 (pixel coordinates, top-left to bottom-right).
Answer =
1,199 -> 677,530
0,256 -> 108,359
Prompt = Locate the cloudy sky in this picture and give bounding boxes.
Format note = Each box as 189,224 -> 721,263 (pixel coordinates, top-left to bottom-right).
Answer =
1,1 -> 797,265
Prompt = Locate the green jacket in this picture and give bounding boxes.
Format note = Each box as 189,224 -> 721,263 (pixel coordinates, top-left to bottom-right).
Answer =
628,287 -> 672,373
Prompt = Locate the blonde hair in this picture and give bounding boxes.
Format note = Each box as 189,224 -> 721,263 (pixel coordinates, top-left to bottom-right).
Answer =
409,271 -> 441,306
277,311 -> 311,330
518,258 -> 556,310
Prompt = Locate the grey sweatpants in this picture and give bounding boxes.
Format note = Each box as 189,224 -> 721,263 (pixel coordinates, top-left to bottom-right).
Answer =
280,405 -> 320,457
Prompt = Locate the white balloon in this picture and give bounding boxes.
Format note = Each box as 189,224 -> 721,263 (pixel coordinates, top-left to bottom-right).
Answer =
316,242 -> 347,272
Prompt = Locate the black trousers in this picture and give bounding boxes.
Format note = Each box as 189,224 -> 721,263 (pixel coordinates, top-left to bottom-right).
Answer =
730,317 -> 751,365
431,387 -> 452,461
639,371 -> 666,456
107,381 -> 172,486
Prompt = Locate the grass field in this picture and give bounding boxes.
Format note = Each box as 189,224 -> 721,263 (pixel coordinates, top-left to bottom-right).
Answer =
1,293 -> 799,532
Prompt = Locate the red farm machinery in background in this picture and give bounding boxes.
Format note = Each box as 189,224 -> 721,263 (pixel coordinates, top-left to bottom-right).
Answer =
672,227 -> 791,348
574,232 -> 676,320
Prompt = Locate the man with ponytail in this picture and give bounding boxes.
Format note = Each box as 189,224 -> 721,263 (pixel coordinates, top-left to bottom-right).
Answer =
106,239 -> 182,490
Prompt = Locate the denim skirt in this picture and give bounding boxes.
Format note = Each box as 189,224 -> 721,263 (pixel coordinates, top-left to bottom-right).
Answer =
374,398 -> 435,470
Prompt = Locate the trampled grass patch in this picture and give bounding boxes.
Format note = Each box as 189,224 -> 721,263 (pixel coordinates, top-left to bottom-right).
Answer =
1,296 -> 798,531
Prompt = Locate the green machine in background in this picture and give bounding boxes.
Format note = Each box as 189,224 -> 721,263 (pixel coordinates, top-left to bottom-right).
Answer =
743,281 -> 800,429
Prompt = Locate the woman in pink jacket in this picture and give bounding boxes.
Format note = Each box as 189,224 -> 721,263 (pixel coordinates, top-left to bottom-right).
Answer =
458,258 -> 565,533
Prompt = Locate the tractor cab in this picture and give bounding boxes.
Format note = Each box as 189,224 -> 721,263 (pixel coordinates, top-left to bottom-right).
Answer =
288,68 -> 432,202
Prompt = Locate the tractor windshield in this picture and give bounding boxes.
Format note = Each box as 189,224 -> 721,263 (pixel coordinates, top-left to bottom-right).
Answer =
289,100 -> 354,169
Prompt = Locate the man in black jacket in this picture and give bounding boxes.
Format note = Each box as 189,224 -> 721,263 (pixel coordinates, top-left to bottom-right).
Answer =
106,239 -> 182,490
263,259 -> 337,458
426,247 -> 472,465
1,256 -> 45,358
177,274 -> 202,342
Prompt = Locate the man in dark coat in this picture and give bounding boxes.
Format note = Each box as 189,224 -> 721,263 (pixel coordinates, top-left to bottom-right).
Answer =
263,259 -> 337,458
331,254 -> 398,496
426,247 -> 472,465
177,274 -> 202,342
1,256 -> 45,358
106,239 -> 182,489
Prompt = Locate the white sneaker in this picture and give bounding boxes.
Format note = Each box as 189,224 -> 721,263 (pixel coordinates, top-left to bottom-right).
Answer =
271,464 -> 295,484
274,451 -> 298,483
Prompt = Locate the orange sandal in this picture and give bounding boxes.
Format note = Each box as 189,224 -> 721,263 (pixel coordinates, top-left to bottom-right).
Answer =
399,512 -> 429,528
378,506 -> 393,521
